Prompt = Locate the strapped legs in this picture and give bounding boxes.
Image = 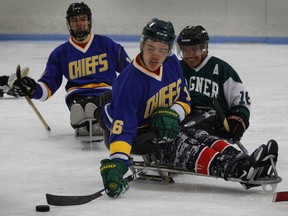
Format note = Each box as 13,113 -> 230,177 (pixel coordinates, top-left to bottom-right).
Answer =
69,96 -> 103,142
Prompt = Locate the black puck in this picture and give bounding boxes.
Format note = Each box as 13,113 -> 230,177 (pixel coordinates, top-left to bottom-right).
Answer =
36,205 -> 50,212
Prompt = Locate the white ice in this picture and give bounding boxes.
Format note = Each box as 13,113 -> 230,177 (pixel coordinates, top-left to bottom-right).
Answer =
0,41 -> 288,216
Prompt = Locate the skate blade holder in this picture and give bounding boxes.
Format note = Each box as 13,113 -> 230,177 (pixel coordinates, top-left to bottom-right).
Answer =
259,155 -> 282,193
243,155 -> 282,193
131,155 -> 282,193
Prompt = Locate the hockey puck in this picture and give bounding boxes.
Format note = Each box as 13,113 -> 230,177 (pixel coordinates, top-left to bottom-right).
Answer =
35,205 -> 50,212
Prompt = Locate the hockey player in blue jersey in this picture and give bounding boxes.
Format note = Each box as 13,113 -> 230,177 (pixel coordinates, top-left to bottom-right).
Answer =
98,19 -> 279,198
98,18 -> 191,197
11,2 -> 130,141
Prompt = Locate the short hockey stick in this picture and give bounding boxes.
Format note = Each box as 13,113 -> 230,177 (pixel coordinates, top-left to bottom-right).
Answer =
16,65 -> 51,132
273,191 -> 288,202
46,169 -> 143,206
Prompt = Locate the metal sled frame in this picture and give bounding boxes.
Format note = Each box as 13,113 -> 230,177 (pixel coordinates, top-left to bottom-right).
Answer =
75,118 -> 103,143
130,149 -> 282,193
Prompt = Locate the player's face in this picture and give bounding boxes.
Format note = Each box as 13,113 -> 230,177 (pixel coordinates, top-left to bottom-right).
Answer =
179,44 -> 208,68
142,40 -> 169,71
68,14 -> 90,34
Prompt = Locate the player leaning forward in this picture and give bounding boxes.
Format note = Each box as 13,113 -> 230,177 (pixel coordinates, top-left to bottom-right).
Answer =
11,2 -> 130,139
98,18 -> 278,198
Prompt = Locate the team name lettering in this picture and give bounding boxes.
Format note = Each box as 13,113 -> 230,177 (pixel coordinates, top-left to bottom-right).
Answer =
69,53 -> 108,79
188,76 -> 218,98
100,164 -> 116,171
144,78 -> 181,118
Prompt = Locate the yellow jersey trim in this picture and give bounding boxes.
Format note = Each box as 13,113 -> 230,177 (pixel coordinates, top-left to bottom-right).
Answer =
110,141 -> 132,156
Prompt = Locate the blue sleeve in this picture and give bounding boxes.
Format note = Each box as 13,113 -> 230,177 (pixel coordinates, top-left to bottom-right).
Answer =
109,76 -> 142,146
97,35 -> 131,73
40,50 -> 64,93
31,48 -> 64,100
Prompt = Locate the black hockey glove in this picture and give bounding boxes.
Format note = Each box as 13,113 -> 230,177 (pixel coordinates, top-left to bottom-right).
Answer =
151,107 -> 180,144
0,76 -> 9,86
221,112 -> 249,141
12,76 -> 37,97
100,158 -> 129,198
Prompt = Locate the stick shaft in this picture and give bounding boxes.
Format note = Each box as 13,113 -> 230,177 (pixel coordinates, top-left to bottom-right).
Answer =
15,65 -> 51,132
25,96 -> 51,132
213,98 -> 230,132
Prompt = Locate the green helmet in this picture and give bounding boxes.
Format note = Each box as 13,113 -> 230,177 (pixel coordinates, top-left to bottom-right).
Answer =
142,18 -> 175,45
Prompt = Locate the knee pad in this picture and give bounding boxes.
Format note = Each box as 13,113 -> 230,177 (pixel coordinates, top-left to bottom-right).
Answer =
70,103 -> 85,128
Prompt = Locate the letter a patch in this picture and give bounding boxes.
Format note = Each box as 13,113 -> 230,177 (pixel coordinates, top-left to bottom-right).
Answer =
213,64 -> 219,75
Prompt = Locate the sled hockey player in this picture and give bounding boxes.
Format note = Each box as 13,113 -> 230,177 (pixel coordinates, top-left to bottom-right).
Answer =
175,25 -> 279,188
97,18 -> 279,199
177,25 -> 251,143
11,2 -> 130,142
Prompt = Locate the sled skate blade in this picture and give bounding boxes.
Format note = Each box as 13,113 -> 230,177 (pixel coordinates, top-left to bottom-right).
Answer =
75,118 -> 103,143
131,159 -> 281,192
135,174 -> 174,184
75,135 -> 103,143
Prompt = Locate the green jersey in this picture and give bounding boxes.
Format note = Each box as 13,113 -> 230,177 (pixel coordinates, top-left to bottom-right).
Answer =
180,55 -> 251,120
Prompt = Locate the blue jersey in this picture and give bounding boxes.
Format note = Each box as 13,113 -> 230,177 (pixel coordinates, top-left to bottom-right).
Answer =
103,54 -> 191,158
31,33 -> 130,105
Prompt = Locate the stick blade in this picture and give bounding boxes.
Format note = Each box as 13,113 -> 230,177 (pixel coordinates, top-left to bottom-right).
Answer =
46,190 -> 105,206
16,65 -> 21,79
273,191 -> 288,202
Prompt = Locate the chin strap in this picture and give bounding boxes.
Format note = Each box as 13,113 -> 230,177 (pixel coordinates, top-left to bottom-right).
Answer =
139,52 -> 147,67
73,32 -> 89,41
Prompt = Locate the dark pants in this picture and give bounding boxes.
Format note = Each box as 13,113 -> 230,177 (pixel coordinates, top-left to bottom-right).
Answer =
66,95 -> 101,110
102,127 -> 161,155
181,109 -> 219,135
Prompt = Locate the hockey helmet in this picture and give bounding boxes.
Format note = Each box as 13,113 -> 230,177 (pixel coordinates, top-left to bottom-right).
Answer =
140,18 -> 176,55
142,18 -> 176,45
66,2 -> 92,41
177,25 -> 209,46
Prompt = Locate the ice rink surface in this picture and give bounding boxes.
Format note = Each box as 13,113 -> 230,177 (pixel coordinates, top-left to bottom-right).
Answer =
0,41 -> 288,215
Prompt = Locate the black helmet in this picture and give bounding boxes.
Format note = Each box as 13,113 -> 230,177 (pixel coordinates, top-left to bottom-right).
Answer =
142,18 -> 175,45
66,2 -> 92,41
66,2 -> 92,20
177,25 -> 209,46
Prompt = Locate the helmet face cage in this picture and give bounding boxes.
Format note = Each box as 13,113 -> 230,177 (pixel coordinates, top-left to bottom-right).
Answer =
140,36 -> 175,56
177,43 -> 208,59
140,18 -> 176,56
66,2 -> 92,40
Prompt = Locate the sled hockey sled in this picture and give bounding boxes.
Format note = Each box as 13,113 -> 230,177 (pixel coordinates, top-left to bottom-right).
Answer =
71,102 -> 104,143
129,100 -> 281,193
129,150 -> 282,193
75,118 -> 103,143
